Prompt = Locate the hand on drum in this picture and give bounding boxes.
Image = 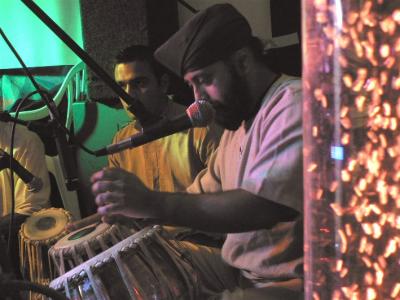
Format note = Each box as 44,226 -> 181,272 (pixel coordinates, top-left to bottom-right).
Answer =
65,213 -> 102,232
91,168 -> 161,219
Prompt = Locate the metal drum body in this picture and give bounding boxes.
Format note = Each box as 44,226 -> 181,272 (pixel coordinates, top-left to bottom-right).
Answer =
50,226 -> 198,300
19,208 -> 72,299
49,222 -> 131,277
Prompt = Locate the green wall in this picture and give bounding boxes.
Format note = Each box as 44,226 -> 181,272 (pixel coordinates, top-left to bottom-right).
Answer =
0,0 -> 83,69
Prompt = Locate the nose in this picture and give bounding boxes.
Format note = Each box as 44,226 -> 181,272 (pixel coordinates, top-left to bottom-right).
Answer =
192,85 -> 207,101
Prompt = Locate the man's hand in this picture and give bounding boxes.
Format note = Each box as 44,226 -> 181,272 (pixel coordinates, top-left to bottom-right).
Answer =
91,168 -> 162,219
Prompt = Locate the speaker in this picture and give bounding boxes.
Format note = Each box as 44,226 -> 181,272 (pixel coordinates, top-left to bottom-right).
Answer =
79,0 -> 179,103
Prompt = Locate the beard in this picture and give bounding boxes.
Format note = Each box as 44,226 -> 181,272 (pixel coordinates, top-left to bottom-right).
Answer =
213,64 -> 253,131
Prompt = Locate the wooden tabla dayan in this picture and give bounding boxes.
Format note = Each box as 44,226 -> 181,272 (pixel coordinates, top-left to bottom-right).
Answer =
49,226 -> 199,300
48,222 -> 132,277
19,207 -> 72,286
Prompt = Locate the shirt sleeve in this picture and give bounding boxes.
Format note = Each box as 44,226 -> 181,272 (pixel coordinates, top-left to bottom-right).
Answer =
241,83 -> 303,213
187,141 -> 223,194
193,122 -> 223,167
14,129 -> 51,215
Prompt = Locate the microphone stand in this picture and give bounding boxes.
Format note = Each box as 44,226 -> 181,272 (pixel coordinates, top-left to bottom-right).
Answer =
0,28 -> 79,191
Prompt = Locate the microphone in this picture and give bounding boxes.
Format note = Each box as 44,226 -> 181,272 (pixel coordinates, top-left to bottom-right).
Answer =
95,100 -> 215,156
0,149 -> 43,193
0,111 -> 78,190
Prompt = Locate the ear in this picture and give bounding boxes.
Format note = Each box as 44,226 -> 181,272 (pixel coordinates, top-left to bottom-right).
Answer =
159,74 -> 170,94
231,47 -> 252,75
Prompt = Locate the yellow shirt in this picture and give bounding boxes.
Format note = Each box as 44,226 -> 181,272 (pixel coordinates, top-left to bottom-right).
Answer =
0,122 -> 51,216
109,101 -> 222,192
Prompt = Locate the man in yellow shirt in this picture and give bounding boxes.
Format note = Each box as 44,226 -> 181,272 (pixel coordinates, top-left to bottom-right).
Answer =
68,45 -> 222,235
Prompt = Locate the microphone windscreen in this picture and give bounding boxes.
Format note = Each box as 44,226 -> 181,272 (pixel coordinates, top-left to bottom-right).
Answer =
186,100 -> 215,127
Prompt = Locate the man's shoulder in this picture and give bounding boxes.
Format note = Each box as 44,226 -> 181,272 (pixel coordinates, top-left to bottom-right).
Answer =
0,123 -> 45,157
273,75 -> 301,95
262,75 -> 302,107
14,124 -> 43,146
252,75 -> 302,129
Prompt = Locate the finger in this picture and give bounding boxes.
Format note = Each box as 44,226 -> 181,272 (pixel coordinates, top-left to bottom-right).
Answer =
101,214 -> 116,224
92,180 -> 123,195
97,203 -> 125,216
95,191 -> 124,207
91,169 -> 106,183
91,167 -> 128,183
102,214 -> 127,224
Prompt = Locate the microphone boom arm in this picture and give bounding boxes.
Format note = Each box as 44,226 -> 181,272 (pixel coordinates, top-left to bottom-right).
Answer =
94,100 -> 214,156
95,116 -> 191,156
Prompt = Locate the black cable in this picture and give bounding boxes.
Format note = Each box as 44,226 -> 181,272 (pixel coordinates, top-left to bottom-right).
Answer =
1,279 -> 68,300
177,0 -> 198,14
0,28 -> 58,118
6,90 -> 41,259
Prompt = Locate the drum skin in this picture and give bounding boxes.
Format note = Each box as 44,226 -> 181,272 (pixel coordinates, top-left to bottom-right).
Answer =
49,222 -> 132,277
20,208 -> 71,243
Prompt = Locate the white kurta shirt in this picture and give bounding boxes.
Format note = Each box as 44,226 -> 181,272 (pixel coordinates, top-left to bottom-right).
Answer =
0,122 -> 50,216
188,75 -> 303,285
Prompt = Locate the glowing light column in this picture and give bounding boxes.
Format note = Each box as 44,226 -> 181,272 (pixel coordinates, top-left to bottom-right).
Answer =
304,0 -> 400,299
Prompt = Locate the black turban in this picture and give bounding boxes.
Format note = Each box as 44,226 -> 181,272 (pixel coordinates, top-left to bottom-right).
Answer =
154,3 -> 252,77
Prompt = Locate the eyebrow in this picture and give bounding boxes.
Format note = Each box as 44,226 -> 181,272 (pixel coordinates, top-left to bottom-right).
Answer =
185,72 -> 205,85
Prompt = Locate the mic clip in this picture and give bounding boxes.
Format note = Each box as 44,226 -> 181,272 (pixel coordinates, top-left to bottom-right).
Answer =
26,176 -> 43,193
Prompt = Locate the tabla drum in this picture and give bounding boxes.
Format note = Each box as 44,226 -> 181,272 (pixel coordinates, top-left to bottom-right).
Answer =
19,208 -> 72,286
50,226 -> 199,300
49,222 -> 132,277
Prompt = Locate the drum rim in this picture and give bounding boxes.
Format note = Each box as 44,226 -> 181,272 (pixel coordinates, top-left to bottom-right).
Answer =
50,222 -> 117,252
19,207 -> 71,242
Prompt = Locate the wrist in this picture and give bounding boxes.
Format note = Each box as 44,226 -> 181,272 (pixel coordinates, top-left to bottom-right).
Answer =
151,191 -> 173,222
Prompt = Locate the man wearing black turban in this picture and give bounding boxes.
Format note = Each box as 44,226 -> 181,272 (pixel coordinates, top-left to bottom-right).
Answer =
92,3 -> 303,299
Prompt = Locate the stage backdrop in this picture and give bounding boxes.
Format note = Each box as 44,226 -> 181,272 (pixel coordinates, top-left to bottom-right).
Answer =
0,0 -> 83,69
